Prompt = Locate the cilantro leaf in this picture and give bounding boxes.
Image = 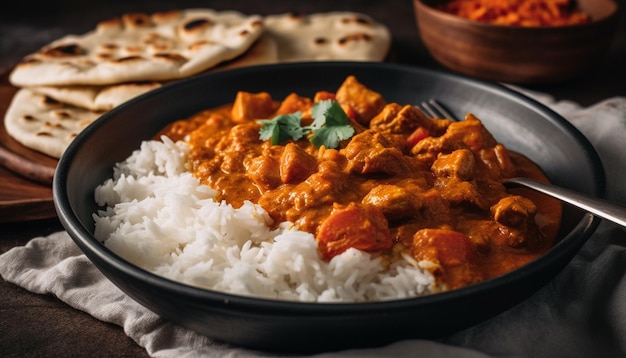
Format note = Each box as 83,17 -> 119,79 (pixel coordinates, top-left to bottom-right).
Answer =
257,100 -> 355,148
309,124 -> 355,149
258,112 -> 306,145
309,100 -> 333,129
307,100 -> 355,148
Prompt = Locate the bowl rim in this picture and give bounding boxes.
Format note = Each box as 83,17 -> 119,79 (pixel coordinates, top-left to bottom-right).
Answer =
53,61 -> 604,313
414,0 -> 620,30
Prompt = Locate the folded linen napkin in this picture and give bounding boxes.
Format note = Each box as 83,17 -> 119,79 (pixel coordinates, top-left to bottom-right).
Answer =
1,231 -> 490,358
1,94 -> 625,358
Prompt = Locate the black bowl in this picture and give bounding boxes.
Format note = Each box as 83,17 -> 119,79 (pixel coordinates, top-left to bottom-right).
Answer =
53,62 -> 604,353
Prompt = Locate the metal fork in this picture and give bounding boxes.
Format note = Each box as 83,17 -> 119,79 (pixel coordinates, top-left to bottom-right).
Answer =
417,99 -> 626,227
418,99 -> 456,120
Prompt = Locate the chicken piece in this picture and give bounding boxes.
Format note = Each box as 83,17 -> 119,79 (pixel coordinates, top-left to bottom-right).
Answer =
335,75 -> 386,126
437,179 -> 485,208
218,123 -> 262,153
275,93 -> 313,119
246,146 -> 283,191
431,149 -> 486,208
492,195 -> 536,227
265,159 -> 351,231
431,149 -> 476,181
303,161 -> 350,202
411,115 -> 498,163
313,91 -> 336,102
362,184 -> 423,222
343,130 -> 407,176
231,91 -> 276,123
478,144 -> 517,179
280,142 -> 318,184
449,114 -> 498,151
491,195 -> 538,248
370,103 -> 452,137
218,123 -> 263,174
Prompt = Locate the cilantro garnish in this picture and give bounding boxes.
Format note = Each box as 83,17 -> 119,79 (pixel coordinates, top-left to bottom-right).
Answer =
257,100 -> 355,149
258,112 -> 307,145
307,100 -> 355,149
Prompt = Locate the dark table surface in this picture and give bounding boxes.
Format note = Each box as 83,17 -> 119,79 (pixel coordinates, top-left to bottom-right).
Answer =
1,1 -> 625,357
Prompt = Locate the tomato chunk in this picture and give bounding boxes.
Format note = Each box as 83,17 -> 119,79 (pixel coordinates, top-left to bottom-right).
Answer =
413,229 -> 474,266
412,228 -> 482,289
317,203 -> 392,260
406,126 -> 430,148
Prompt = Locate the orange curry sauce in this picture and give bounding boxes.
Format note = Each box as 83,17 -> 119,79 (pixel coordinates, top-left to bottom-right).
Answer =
157,76 -> 562,290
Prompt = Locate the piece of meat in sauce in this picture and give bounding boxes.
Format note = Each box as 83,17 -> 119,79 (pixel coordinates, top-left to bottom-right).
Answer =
166,75 -> 559,292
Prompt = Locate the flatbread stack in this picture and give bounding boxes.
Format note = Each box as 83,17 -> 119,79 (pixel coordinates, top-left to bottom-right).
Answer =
4,9 -> 390,159
264,12 -> 390,62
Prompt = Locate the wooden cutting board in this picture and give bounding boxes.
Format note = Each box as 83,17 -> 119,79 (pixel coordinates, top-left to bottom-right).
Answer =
0,70 -> 58,223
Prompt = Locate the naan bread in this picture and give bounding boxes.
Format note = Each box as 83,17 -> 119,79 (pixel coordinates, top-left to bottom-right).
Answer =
24,34 -> 279,111
28,82 -> 162,111
9,9 -> 264,87
3,9 -> 391,160
264,12 -> 391,62
211,32 -> 279,70
4,89 -> 102,158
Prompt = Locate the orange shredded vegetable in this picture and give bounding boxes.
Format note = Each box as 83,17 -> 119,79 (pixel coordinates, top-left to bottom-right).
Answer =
439,0 -> 591,27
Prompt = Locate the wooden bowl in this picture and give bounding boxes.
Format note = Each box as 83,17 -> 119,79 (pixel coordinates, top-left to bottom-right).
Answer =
414,0 -> 620,84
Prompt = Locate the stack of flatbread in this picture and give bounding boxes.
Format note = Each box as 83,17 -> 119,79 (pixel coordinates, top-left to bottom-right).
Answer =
4,9 -> 391,159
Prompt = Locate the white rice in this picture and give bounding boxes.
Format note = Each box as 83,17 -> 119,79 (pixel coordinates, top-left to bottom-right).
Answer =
93,136 -> 440,302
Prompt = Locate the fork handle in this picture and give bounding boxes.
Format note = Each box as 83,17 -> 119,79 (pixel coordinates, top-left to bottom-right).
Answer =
505,177 -> 626,228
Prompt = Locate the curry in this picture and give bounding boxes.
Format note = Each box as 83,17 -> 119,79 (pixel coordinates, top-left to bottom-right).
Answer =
439,0 -> 591,27
158,75 -> 562,290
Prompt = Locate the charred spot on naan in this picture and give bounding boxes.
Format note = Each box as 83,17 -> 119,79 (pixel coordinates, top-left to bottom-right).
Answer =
39,44 -> 85,58
121,13 -> 153,28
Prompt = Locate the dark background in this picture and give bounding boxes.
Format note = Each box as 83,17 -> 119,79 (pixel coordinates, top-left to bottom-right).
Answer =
1,0 -> 625,105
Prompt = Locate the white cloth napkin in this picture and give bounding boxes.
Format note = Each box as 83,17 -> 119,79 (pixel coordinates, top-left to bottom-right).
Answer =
1,93 -> 625,358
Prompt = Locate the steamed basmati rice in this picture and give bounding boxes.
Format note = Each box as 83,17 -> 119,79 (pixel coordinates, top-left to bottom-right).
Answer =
93,136 -> 441,302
